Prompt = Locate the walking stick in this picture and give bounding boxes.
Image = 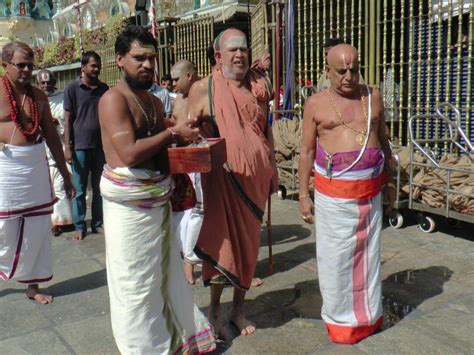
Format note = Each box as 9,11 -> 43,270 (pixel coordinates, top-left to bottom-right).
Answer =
267,195 -> 275,276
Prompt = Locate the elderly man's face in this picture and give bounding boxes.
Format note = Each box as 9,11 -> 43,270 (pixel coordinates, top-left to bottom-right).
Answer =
38,79 -> 56,93
326,51 -> 359,94
217,33 -> 249,81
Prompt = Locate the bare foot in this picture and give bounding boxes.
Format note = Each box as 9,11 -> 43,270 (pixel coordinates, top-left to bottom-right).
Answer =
251,277 -> 263,287
26,285 -> 53,304
73,230 -> 86,241
183,262 -> 195,285
208,305 -> 224,339
230,312 -> 256,336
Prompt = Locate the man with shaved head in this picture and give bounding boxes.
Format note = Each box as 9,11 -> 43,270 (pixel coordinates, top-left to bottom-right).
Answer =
299,44 -> 395,343
169,60 -> 202,284
187,28 -> 278,337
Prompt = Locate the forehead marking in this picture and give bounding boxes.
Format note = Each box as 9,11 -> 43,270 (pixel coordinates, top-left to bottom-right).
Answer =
223,36 -> 247,49
341,53 -> 355,69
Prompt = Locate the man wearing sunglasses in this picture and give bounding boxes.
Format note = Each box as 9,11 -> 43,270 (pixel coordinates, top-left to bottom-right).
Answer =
0,41 -> 75,304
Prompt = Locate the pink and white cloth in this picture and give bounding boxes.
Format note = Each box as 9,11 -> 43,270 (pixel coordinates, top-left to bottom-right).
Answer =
314,145 -> 386,343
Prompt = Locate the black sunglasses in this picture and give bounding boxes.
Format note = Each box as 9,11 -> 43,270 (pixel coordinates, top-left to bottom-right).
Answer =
8,61 -> 35,71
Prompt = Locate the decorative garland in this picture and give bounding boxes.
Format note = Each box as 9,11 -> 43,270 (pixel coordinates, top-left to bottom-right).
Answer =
2,76 -> 40,138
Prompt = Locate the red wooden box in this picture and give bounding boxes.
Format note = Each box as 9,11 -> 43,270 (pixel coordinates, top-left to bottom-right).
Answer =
168,138 -> 227,174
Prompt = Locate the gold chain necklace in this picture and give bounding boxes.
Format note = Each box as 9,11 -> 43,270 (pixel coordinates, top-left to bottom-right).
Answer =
328,88 -> 368,146
130,91 -> 156,136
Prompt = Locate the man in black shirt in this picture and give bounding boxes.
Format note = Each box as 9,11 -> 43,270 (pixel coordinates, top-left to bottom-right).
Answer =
63,51 -> 109,240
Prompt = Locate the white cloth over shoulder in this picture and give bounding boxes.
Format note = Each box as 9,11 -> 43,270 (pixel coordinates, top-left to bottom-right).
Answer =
0,143 -> 56,283
101,166 -> 215,354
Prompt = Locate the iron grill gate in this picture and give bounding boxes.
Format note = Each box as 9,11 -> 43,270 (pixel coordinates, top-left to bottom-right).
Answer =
251,1 -> 269,63
291,0 -> 473,146
156,18 -> 177,80
174,16 -> 214,78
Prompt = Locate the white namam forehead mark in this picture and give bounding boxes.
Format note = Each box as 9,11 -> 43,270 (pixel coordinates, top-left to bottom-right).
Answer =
223,35 -> 248,49
341,53 -> 356,69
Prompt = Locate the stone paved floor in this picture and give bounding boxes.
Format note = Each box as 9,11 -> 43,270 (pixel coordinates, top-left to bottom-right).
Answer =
1,196 -> 473,354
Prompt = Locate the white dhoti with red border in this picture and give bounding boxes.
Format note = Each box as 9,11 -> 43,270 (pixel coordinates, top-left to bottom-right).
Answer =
314,150 -> 387,343
0,143 -> 56,284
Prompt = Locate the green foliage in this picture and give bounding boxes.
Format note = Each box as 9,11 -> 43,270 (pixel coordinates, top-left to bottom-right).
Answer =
41,36 -> 75,67
37,14 -> 128,68
104,13 -> 128,44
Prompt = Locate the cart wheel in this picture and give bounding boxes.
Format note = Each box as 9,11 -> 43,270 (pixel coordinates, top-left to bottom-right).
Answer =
446,218 -> 460,228
277,185 -> 287,200
419,215 -> 436,233
388,210 -> 404,229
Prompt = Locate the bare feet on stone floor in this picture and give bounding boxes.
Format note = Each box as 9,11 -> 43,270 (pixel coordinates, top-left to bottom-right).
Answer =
208,305 -> 233,341
251,277 -> 263,287
73,230 -> 86,241
26,284 -> 53,304
183,262 -> 196,285
229,311 -> 256,336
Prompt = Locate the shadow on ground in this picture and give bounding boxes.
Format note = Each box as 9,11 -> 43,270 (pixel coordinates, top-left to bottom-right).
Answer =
209,279 -> 322,353
46,269 -> 107,297
260,223 -> 312,246
254,242 -> 315,280
382,265 -> 453,329
213,265 -> 453,350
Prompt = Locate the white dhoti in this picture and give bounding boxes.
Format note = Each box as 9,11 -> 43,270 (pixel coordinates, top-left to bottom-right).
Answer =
47,150 -> 73,227
45,93 -> 73,228
101,166 -> 215,354
0,143 -> 56,284
314,157 -> 386,344
173,173 -> 203,264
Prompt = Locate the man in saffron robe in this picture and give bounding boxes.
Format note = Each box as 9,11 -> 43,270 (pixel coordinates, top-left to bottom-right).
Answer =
98,26 -> 215,353
187,28 -> 278,336
299,44 -> 395,344
0,41 -> 74,304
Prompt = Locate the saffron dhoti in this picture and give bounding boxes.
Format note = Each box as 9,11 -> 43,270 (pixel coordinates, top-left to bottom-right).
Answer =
314,145 -> 385,344
0,143 -> 56,284
100,166 -> 215,354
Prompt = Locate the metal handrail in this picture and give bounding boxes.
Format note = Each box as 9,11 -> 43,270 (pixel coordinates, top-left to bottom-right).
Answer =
408,103 -> 474,169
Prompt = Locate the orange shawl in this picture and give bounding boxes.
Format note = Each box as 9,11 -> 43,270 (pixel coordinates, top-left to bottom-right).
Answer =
195,67 -> 276,290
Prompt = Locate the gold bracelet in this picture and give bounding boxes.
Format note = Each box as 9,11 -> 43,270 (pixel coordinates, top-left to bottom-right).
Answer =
299,194 -> 310,200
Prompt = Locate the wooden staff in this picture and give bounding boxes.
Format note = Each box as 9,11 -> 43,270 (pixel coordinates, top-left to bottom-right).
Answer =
267,194 -> 275,275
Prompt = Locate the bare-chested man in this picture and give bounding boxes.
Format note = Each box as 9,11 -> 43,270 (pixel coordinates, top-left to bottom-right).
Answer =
98,26 -> 215,354
299,44 -> 395,343
0,41 -> 74,304
187,28 -> 278,337
168,60 -> 203,285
